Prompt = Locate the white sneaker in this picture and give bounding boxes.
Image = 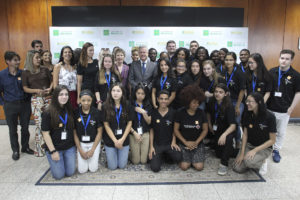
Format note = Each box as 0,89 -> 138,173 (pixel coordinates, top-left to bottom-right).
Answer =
259,160 -> 268,175
218,164 -> 228,176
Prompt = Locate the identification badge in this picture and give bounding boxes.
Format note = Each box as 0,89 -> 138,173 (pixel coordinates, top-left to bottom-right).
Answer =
213,124 -> 218,131
61,131 -> 67,140
275,92 -> 282,97
82,135 -> 90,142
137,127 -> 143,135
116,129 -> 123,135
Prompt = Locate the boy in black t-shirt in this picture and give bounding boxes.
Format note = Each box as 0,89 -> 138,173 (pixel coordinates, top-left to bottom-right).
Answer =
149,90 -> 182,172
267,49 -> 300,163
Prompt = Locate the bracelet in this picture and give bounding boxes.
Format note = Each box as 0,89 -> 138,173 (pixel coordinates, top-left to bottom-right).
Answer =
49,149 -> 57,154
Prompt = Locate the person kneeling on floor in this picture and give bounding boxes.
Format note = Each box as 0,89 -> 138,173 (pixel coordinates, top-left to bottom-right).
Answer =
233,92 -> 276,175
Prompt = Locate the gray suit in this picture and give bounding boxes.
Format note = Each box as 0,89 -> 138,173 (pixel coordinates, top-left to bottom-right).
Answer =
129,59 -> 157,89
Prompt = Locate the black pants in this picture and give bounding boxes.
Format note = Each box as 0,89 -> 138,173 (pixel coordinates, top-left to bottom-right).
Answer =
150,144 -> 182,172
3,101 -> 31,152
214,133 -> 234,166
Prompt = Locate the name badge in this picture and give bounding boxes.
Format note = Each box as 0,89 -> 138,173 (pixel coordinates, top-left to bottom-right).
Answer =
61,131 -> 67,140
82,135 -> 90,142
137,127 -> 143,135
116,129 -> 123,135
213,124 -> 218,131
275,92 -> 282,97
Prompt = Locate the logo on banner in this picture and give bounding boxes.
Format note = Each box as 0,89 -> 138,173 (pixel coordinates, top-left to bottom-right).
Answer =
129,41 -> 135,47
203,30 -> 209,36
231,31 -> 243,35
57,42 -> 70,46
182,30 -> 194,35
206,41 -> 218,46
54,53 -> 60,59
157,41 -> 166,46
132,30 -> 144,34
82,30 -> 94,35
103,30 -> 110,36
227,41 -> 233,47
79,41 -> 85,47
179,41 -> 185,47
53,30 -> 59,36
154,30 -> 160,36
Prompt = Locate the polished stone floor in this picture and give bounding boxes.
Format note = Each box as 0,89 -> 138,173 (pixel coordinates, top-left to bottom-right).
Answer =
0,124 -> 299,200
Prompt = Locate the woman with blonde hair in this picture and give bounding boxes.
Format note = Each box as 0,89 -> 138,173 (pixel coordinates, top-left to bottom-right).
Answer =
22,50 -> 53,157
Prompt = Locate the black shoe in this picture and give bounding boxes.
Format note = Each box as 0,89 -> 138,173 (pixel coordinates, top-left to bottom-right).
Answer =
12,152 -> 20,160
21,148 -> 34,155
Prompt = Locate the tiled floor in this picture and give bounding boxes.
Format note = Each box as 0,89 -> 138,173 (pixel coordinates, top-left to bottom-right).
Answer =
0,124 -> 299,200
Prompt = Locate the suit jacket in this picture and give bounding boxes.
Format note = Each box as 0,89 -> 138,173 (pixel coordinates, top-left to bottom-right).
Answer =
129,59 -> 157,89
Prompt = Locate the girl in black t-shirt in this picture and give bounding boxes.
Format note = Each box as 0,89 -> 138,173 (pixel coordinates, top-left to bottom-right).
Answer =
152,58 -> 176,109
195,47 -> 209,71
200,60 -> 225,103
102,83 -> 133,170
245,53 -> 272,103
173,58 -> 193,109
170,48 -> 191,69
234,92 -> 276,175
189,59 -> 202,85
206,83 -> 236,175
129,83 -> 152,164
77,42 -> 99,104
216,48 -> 228,73
74,90 -> 103,173
41,85 -> 76,180
95,54 -> 120,110
174,85 -> 208,171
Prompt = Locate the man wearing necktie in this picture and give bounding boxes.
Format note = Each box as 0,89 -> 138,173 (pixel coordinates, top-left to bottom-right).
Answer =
129,46 -> 157,91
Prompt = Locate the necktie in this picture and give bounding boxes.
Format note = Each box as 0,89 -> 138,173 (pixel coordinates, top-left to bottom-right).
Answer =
142,62 -> 146,75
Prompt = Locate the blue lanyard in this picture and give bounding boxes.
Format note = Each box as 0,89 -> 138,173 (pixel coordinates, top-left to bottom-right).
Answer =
220,64 -> 223,72
160,75 -> 168,90
135,102 -> 143,126
105,72 -> 111,89
214,102 -> 220,122
252,74 -> 257,92
225,67 -> 237,87
80,113 -> 91,134
278,67 -> 290,90
59,113 -> 68,129
208,80 -> 214,92
241,64 -> 245,72
115,105 -> 122,128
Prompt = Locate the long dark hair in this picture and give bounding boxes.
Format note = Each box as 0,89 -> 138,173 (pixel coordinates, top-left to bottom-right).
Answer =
131,83 -> 151,106
103,83 -> 129,123
171,47 -> 190,67
225,52 -> 239,69
210,83 -> 232,115
157,58 -> 175,78
79,42 -> 94,67
58,46 -> 75,66
46,85 -> 74,129
246,92 -> 267,119
188,59 -> 202,84
245,53 -> 272,83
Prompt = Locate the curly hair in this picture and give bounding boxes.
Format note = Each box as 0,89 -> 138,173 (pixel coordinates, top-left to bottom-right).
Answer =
179,85 -> 205,108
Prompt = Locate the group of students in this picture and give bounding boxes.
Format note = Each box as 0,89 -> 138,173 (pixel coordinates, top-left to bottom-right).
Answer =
0,39 -> 300,180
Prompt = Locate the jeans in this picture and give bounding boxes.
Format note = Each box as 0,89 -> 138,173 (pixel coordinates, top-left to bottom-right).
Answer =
46,146 -> 76,180
3,101 -> 31,152
232,100 -> 244,143
104,145 -> 129,170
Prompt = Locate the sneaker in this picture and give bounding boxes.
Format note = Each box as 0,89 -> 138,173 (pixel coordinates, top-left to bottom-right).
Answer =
259,160 -> 268,175
218,164 -> 228,176
272,150 -> 281,163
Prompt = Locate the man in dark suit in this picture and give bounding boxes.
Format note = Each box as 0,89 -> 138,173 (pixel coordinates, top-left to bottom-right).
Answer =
129,46 -> 157,90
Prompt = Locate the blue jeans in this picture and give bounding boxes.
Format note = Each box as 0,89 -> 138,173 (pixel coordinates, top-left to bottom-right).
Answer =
232,100 -> 244,143
46,146 -> 76,180
104,145 -> 129,170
